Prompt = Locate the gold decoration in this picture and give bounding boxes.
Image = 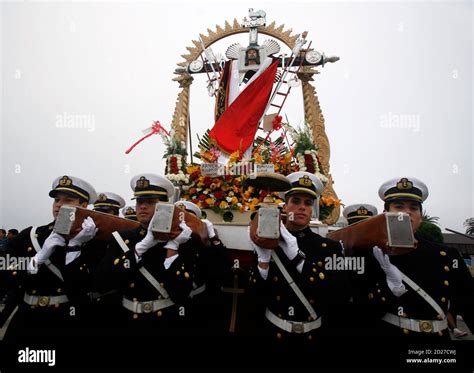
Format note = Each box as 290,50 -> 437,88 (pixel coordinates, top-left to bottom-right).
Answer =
171,16 -> 339,224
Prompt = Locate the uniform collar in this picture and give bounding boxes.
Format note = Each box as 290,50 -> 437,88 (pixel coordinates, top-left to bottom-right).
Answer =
288,226 -> 312,238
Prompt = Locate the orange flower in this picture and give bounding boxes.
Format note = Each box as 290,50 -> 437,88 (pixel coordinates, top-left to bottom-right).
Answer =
205,198 -> 215,205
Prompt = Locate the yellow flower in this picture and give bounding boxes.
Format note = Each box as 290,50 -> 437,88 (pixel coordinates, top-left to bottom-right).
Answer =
228,150 -> 242,164
219,201 -> 229,209
254,153 -> 264,164
231,196 -> 238,205
205,198 -> 215,205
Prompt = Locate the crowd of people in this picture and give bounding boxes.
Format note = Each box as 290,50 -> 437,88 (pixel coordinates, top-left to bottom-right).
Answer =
0,172 -> 472,369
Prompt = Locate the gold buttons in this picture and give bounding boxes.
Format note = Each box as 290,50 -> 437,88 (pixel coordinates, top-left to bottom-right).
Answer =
440,251 -> 446,256
276,296 -> 281,301
156,311 -> 163,317
12,271 -> 17,276
308,335 -> 313,341
54,304 -> 60,308
273,276 -> 278,282
27,247 -> 33,252
321,243 -> 327,247
276,333 -> 282,339
31,290 -> 37,294
253,279 -> 257,283
441,297 -> 446,303
176,271 -> 181,276
114,258 -> 120,265
444,266 -> 449,272
312,267 -> 317,273
309,299 -> 315,304
319,272 -> 325,280
444,280 -> 449,287
377,289 -> 381,294
160,282 -> 164,288
309,277 -> 315,282
184,272 -> 190,279
133,314 -> 138,319
129,283 -> 135,288
381,297 -> 386,302
57,288 -> 62,293
121,255 -> 126,260
317,262 -> 323,267
403,328 -> 409,335
125,240 -> 129,244
368,293 -> 374,299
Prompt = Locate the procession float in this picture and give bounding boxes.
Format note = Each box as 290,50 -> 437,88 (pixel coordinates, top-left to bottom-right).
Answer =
127,8 -> 342,249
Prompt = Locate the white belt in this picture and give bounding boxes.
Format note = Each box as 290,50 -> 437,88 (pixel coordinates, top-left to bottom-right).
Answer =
122,297 -> 174,314
23,293 -> 69,307
265,308 -> 322,334
189,284 -> 206,298
382,313 -> 448,333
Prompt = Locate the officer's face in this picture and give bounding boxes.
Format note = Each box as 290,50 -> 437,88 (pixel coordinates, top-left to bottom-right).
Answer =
136,198 -> 160,226
52,193 -> 87,219
387,200 -> 422,232
285,193 -> 314,230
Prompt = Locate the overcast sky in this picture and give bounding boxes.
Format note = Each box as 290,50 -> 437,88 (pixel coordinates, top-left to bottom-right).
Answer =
0,0 -> 472,233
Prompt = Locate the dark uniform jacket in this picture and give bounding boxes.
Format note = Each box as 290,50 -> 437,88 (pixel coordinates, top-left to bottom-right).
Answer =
0,222 -> 101,343
91,226 -> 197,336
250,226 -> 350,342
352,233 -> 474,341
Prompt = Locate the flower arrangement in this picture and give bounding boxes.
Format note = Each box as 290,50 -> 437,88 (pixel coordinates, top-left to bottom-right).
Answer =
182,164 -> 283,213
319,196 -> 343,222
174,122 -> 341,222
161,128 -> 189,185
282,120 -> 328,184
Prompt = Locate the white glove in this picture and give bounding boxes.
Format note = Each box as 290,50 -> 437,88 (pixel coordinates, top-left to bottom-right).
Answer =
373,246 -> 407,297
202,219 -> 216,239
33,231 -> 66,267
279,222 -> 299,261
135,225 -> 163,258
68,217 -> 98,247
248,227 -> 271,263
164,221 -> 192,251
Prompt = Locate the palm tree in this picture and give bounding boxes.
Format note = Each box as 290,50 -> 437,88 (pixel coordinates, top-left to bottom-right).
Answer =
464,218 -> 474,235
422,212 -> 440,225
418,212 -> 443,243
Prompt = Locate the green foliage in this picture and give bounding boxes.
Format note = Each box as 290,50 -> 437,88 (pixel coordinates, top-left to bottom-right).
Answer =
464,218 -> 474,235
417,221 -> 444,243
422,212 -> 440,226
